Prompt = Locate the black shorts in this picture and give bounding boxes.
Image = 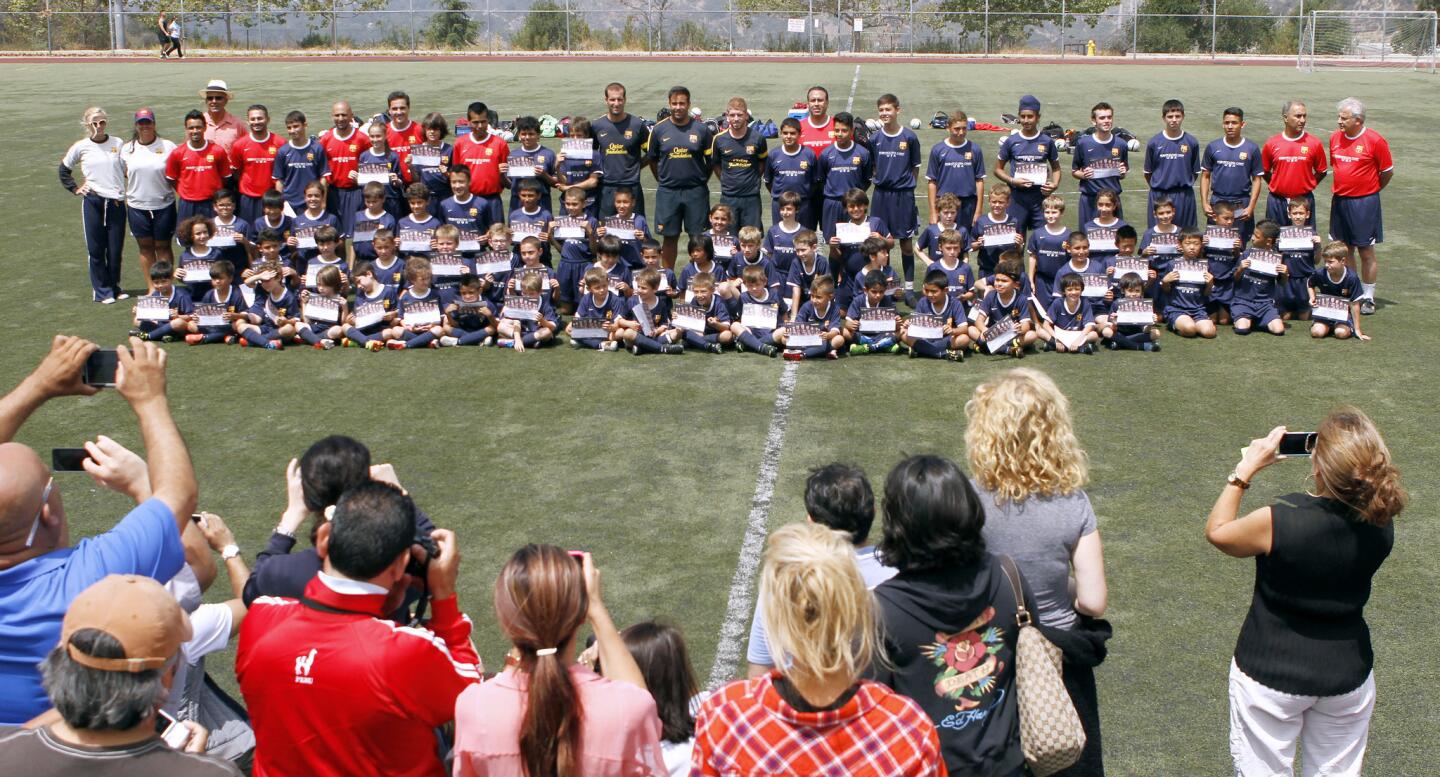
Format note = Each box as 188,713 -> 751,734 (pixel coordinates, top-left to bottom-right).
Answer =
653,185 -> 709,237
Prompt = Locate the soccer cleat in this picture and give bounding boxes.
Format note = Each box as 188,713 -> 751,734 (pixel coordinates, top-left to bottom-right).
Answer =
481,336 -> 494,347
438,335 -> 459,347
735,340 -> 747,353
706,343 -> 724,354
185,334 -> 204,345
630,345 -> 643,355
1079,344 -> 1094,354
128,329 -> 146,339
601,341 -> 619,351
223,335 -> 237,345
1359,299 -> 1376,316
1009,340 -> 1024,359
427,340 -> 439,349
320,339 -> 336,349
385,341 -> 407,350
782,349 -> 804,362
341,338 -> 357,348
947,349 -> 966,363
567,338 -> 583,349
266,340 -> 283,350
909,346 -> 922,358
1106,340 -> 1120,350
887,343 -> 906,354
849,343 -> 871,355
826,351 -> 839,361
364,340 -> 383,352
116,293 -> 131,301
100,297 -> 117,305
661,344 -> 684,355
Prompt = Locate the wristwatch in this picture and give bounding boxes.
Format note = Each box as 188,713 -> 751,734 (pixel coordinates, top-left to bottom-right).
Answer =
1226,472 -> 1251,490
220,544 -> 241,560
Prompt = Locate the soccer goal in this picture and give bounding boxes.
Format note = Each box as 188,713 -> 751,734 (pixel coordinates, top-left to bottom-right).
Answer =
1299,10 -> 1437,73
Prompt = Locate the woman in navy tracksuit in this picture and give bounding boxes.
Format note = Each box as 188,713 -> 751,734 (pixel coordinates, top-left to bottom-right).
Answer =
59,106 -> 130,303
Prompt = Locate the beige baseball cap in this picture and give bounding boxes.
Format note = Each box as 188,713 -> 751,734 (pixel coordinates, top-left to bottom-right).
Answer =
61,575 -> 192,672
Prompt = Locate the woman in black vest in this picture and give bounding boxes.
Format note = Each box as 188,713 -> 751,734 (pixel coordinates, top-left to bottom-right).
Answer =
1206,408 -> 1405,777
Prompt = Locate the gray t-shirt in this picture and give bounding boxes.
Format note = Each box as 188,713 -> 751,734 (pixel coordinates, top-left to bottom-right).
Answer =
975,481 -> 1097,629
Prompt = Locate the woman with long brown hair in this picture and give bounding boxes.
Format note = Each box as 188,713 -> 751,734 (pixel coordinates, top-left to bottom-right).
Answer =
452,545 -> 664,776
1207,407 -> 1404,777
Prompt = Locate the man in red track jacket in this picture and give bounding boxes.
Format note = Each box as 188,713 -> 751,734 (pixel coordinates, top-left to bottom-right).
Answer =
237,481 -> 481,777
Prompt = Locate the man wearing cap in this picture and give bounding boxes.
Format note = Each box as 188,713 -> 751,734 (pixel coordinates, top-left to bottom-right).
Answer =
994,95 -> 1061,233
237,481 -> 479,777
0,575 -> 240,775
0,336 -> 198,726
199,80 -> 243,154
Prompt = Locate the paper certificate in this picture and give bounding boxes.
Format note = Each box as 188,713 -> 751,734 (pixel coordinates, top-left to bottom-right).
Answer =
474,252 -> 513,276
1205,226 -> 1239,251
672,303 -> 706,333
357,163 -> 390,186
907,314 -> 944,340
712,236 -> 736,257
353,301 -> 386,329
1176,259 -> 1207,284
561,139 -> 593,160
633,303 -> 655,336
1148,233 -> 1179,254
1081,274 -> 1110,298
741,303 -> 778,330
208,228 -> 237,248
983,317 -> 1017,351
403,303 -> 441,327
295,227 -> 318,249
1246,249 -> 1281,277
409,145 -> 443,168
1088,158 -> 1123,179
553,217 -> 587,241
507,156 -> 537,178
570,317 -> 608,340
430,254 -> 465,277
859,307 -> 897,333
182,261 -> 211,283
1113,257 -> 1148,282
982,224 -> 1018,247
457,230 -> 482,253
239,284 -> 256,308
194,302 -> 226,328
515,268 -> 551,291
304,296 -> 340,323
1014,162 -> 1048,186
1086,228 -> 1117,253
353,220 -> 382,243
604,217 -> 637,241
509,221 -> 542,242
1115,298 -> 1153,326
1052,327 -> 1089,351
398,230 -> 431,253
501,296 -> 539,321
786,322 -> 822,347
134,297 -> 170,322
1313,294 -> 1349,322
1278,226 -> 1315,253
835,222 -> 870,245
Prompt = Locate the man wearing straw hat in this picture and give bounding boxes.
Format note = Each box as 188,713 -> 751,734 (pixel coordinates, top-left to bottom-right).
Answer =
199,80 -> 243,154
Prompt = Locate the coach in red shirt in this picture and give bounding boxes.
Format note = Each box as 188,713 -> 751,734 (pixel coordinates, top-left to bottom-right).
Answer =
1329,97 -> 1393,315
452,101 -> 508,225
236,481 -> 481,777
228,105 -> 285,226
166,109 -> 233,221
319,101 -> 371,237
1261,100 -> 1327,227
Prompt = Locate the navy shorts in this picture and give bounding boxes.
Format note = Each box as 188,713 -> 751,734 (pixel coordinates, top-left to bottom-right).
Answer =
871,188 -> 918,239
1329,193 -> 1383,247
771,193 -> 816,230
654,185 -> 709,238
1208,196 -> 1255,245
1149,187 -> 1197,230
328,186 -> 364,237
127,203 -> 177,241
1275,276 -> 1312,314
1265,192 -> 1314,227
1165,307 -> 1208,326
1008,189 -> 1046,233
720,194 -> 763,231
177,199 -> 215,221
1230,302 -> 1278,327
555,260 -> 588,306
819,198 -> 847,242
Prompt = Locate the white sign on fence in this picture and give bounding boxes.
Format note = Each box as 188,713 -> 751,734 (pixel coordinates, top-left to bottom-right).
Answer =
853,17 -> 864,32
787,17 -> 805,32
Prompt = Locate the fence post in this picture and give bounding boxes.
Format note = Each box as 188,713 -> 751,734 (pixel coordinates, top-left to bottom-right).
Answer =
408,0 -> 415,51
1210,0 -> 1217,59
564,0 -> 570,52
808,0 -> 813,53
729,0 -> 735,51
1060,0 -> 1066,56
984,0 -> 989,55
909,0 -> 914,54
1131,6 -> 1137,55
1296,0 -> 1303,57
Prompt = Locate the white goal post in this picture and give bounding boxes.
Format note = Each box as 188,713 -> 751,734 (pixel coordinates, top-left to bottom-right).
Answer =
1299,10 -> 1437,73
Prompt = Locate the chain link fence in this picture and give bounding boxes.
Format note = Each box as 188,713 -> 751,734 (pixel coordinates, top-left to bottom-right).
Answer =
0,0 -> 1394,58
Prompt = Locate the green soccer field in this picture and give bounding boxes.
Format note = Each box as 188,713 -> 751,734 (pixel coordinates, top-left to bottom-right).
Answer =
5,59 -> 1439,772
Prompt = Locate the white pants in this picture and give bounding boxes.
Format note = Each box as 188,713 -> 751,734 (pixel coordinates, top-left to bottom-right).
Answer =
1229,659 -> 1376,777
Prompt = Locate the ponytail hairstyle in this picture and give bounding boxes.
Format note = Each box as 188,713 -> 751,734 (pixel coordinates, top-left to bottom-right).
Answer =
493,544 -> 587,777
1312,406 -> 1406,527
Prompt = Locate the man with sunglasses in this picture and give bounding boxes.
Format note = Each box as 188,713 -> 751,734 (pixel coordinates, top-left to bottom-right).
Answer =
0,335 -> 198,726
199,79 -> 243,154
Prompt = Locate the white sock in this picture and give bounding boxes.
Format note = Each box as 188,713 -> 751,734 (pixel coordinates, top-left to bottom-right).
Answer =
1361,283 -> 1376,300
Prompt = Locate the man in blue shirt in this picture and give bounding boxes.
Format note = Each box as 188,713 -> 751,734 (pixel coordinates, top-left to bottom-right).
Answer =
1144,99 -> 1202,229
1071,101 -> 1129,226
647,86 -> 713,269
0,335 -> 198,725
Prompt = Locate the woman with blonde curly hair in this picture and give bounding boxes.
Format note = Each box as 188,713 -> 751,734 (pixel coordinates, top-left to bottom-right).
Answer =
1207,408 -> 1403,777
965,367 -> 1109,777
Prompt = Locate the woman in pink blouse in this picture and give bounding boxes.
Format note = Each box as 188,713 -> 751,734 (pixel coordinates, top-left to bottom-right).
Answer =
453,545 -> 666,777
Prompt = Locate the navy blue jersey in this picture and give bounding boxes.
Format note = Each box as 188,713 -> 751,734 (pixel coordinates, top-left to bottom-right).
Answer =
762,224 -> 803,277
505,145 -> 558,212
1310,266 -> 1362,300
577,289 -> 628,322
870,127 -> 921,191
926,139 -> 986,199
396,214 -> 440,258
917,222 -> 967,265
409,142 -> 453,201
557,154 -> 600,213
248,213 -> 295,266
199,284 -> 245,314
832,216 -> 887,282
591,114 -> 650,186
301,291 -> 347,326
739,289 -> 789,325
303,256 -> 346,289
369,257 -> 407,289
711,128 -> 768,197
600,213 -> 650,269
178,246 -> 218,296
1071,133 -> 1128,198
1278,229 -> 1317,283
848,264 -> 899,300
1144,132 -> 1201,190
556,215 -> 597,265
1046,296 -> 1095,330
785,256 -> 830,302
930,258 -> 976,303
1201,137 -> 1263,200
357,148 -> 405,202
629,294 -> 673,329
997,132 -> 1058,196
355,283 -> 398,312
914,294 -> 962,328
844,294 -> 896,320
1027,226 -> 1070,292
1234,249 -> 1282,305
272,140 -> 327,209
1139,226 -> 1182,259
210,216 -> 251,270
446,295 -> 495,331
970,212 -> 1023,275
678,259 -> 728,295
1204,226 -> 1241,284
350,210 -> 396,263
1082,217 -> 1128,265
647,118 -> 713,189
764,146 -> 819,200
291,210 -> 340,267
730,255 -> 782,292
503,294 -> 555,333
146,286 -> 194,316
248,287 -> 299,326
397,286 -> 442,321
1165,265 -> 1209,316
690,294 -> 731,326
506,264 -> 555,296
818,142 -> 873,199
978,288 -> 1030,324
587,260 -> 632,295
795,298 -> 841,331
508,207 -> 553,264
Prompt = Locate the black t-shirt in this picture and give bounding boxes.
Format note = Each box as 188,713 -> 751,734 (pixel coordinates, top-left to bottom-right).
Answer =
870,553 -> 1032,777
647,118 -> 713,190
591,114 -> 649,186
1234,492 -> 1393,696
711,128 -> 768,197
0,727 -> 242,776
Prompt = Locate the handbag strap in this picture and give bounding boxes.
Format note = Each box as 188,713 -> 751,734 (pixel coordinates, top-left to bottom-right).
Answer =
997,555 -> 1033,629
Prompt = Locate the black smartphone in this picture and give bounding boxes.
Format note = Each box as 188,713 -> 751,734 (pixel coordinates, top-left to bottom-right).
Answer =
82,349 -> 119,388
51,448 -> 91,472
1279,432 -> 1317,457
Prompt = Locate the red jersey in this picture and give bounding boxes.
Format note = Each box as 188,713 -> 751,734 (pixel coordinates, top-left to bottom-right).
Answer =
165,141 -> 232,202
1261,132 -> 1327,198
387,121 -> 426,159
452,131 -> 509,196
317,127 -> 371,190
799,115 -> 836,156
237,576 -> 481,777
1329,127 -> 1392,198
228,132 -> 285,198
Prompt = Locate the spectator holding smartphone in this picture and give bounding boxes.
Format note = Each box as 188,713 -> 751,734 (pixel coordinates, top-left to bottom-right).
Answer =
452,546 -> 665,777
0,336 -> 197,726
1207,409 -> 1405,777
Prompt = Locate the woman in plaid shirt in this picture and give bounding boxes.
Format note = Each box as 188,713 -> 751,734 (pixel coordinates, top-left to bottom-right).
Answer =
691,522 -> 946,776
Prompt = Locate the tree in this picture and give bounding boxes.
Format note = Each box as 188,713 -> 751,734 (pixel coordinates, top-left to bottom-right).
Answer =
612,0 -> 672,50
512,0 -> 589,50
425,0 -> 478,49
128,0 -> 286,48
293,0 -> 389,47
1128,0 -> 1276,54
928,0 -> 1112,50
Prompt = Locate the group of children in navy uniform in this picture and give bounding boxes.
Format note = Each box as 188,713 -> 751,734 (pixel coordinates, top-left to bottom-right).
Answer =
130,93 -> 1373,358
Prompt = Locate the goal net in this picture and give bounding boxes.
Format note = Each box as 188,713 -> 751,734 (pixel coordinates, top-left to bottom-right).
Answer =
1299,10 -> 1437,73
